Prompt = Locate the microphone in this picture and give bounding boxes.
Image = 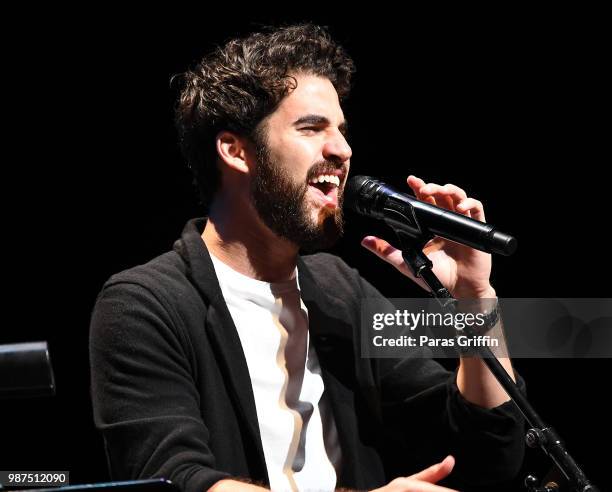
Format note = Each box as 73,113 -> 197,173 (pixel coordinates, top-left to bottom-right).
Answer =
344,176 -> 517,256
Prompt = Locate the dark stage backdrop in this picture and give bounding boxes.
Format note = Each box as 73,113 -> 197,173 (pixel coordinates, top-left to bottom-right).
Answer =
2,9 -> 609,491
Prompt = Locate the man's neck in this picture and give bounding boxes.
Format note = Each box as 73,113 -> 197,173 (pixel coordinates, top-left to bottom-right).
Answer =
202,197 -> 299,283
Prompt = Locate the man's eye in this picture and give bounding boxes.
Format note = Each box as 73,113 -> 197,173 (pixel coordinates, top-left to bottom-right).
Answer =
300,127 -> 320,132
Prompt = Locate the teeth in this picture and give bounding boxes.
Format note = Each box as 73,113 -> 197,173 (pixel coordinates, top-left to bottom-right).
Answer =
309,175 -> 340,187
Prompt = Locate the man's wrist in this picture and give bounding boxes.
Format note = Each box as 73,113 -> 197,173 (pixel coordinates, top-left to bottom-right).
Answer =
453,284 -> 496,300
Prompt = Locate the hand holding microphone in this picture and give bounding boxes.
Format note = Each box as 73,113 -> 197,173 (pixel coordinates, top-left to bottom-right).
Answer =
345,175 -> 510,299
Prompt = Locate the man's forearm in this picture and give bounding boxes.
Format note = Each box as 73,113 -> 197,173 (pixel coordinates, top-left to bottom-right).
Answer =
457,354 -> 515,408
456,289 -> 516,409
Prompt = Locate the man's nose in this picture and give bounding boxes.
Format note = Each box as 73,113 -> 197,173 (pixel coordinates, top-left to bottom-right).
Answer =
322,131 -> 352,163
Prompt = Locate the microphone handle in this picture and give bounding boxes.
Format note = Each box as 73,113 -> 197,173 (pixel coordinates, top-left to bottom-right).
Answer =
366,180 -> 517,256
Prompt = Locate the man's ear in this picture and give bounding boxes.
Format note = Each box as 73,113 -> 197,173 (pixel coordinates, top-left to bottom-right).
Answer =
215,131 -> 251,174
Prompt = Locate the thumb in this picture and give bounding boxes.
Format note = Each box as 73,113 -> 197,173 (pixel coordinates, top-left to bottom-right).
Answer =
408,455 -> 455,484
360,236 -> 429,291
360,236 -> 411,275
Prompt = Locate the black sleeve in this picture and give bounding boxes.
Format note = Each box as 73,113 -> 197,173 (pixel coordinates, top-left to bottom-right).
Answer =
356,273 -> 526,489
89,281 -> 231,492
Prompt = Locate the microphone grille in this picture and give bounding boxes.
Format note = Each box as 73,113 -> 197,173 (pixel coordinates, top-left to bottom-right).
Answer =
344,175 -> 371,212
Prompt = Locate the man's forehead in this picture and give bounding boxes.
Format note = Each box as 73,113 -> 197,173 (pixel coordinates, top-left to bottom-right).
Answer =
273,74 -> 344,123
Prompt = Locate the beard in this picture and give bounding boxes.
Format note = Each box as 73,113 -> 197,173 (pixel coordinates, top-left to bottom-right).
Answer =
250,136 -> 345,252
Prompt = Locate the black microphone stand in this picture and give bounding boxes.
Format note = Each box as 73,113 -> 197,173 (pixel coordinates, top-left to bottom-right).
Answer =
393,228 -> 599,492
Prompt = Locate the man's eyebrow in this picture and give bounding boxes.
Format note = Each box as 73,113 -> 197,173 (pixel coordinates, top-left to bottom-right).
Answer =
293,114 -> 349,135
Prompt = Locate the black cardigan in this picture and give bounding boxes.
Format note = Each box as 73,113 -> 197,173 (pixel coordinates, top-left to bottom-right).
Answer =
89,218 -> 525,492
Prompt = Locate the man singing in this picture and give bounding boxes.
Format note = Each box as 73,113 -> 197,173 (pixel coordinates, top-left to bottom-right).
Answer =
90,24 -> 525,492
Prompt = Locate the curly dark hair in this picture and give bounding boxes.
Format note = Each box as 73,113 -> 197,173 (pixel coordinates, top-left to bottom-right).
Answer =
174,23 -> 355,210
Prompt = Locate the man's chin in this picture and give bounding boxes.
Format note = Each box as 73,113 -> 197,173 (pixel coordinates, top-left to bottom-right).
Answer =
298,210 -> 343,253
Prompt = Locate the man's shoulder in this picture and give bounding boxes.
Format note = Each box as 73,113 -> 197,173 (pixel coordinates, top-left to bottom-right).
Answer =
101,248 -> 197,308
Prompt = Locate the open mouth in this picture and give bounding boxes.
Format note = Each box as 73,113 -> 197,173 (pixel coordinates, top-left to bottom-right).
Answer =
308,174 -> 341,207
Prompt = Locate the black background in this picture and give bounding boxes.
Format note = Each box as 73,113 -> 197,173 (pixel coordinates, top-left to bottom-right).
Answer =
2,7 -> 609,491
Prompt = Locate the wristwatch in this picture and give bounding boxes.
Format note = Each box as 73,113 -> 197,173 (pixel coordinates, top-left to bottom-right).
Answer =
475,298 -> 500,336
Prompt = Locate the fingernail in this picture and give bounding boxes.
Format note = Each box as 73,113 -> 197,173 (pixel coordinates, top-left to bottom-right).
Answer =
361,236 -> 375,246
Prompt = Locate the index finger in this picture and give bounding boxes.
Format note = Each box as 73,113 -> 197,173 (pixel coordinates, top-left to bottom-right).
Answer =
407,175 -> 426,198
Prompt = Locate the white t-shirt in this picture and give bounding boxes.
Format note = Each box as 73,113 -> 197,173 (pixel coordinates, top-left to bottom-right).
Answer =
210,253 -> 342,492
